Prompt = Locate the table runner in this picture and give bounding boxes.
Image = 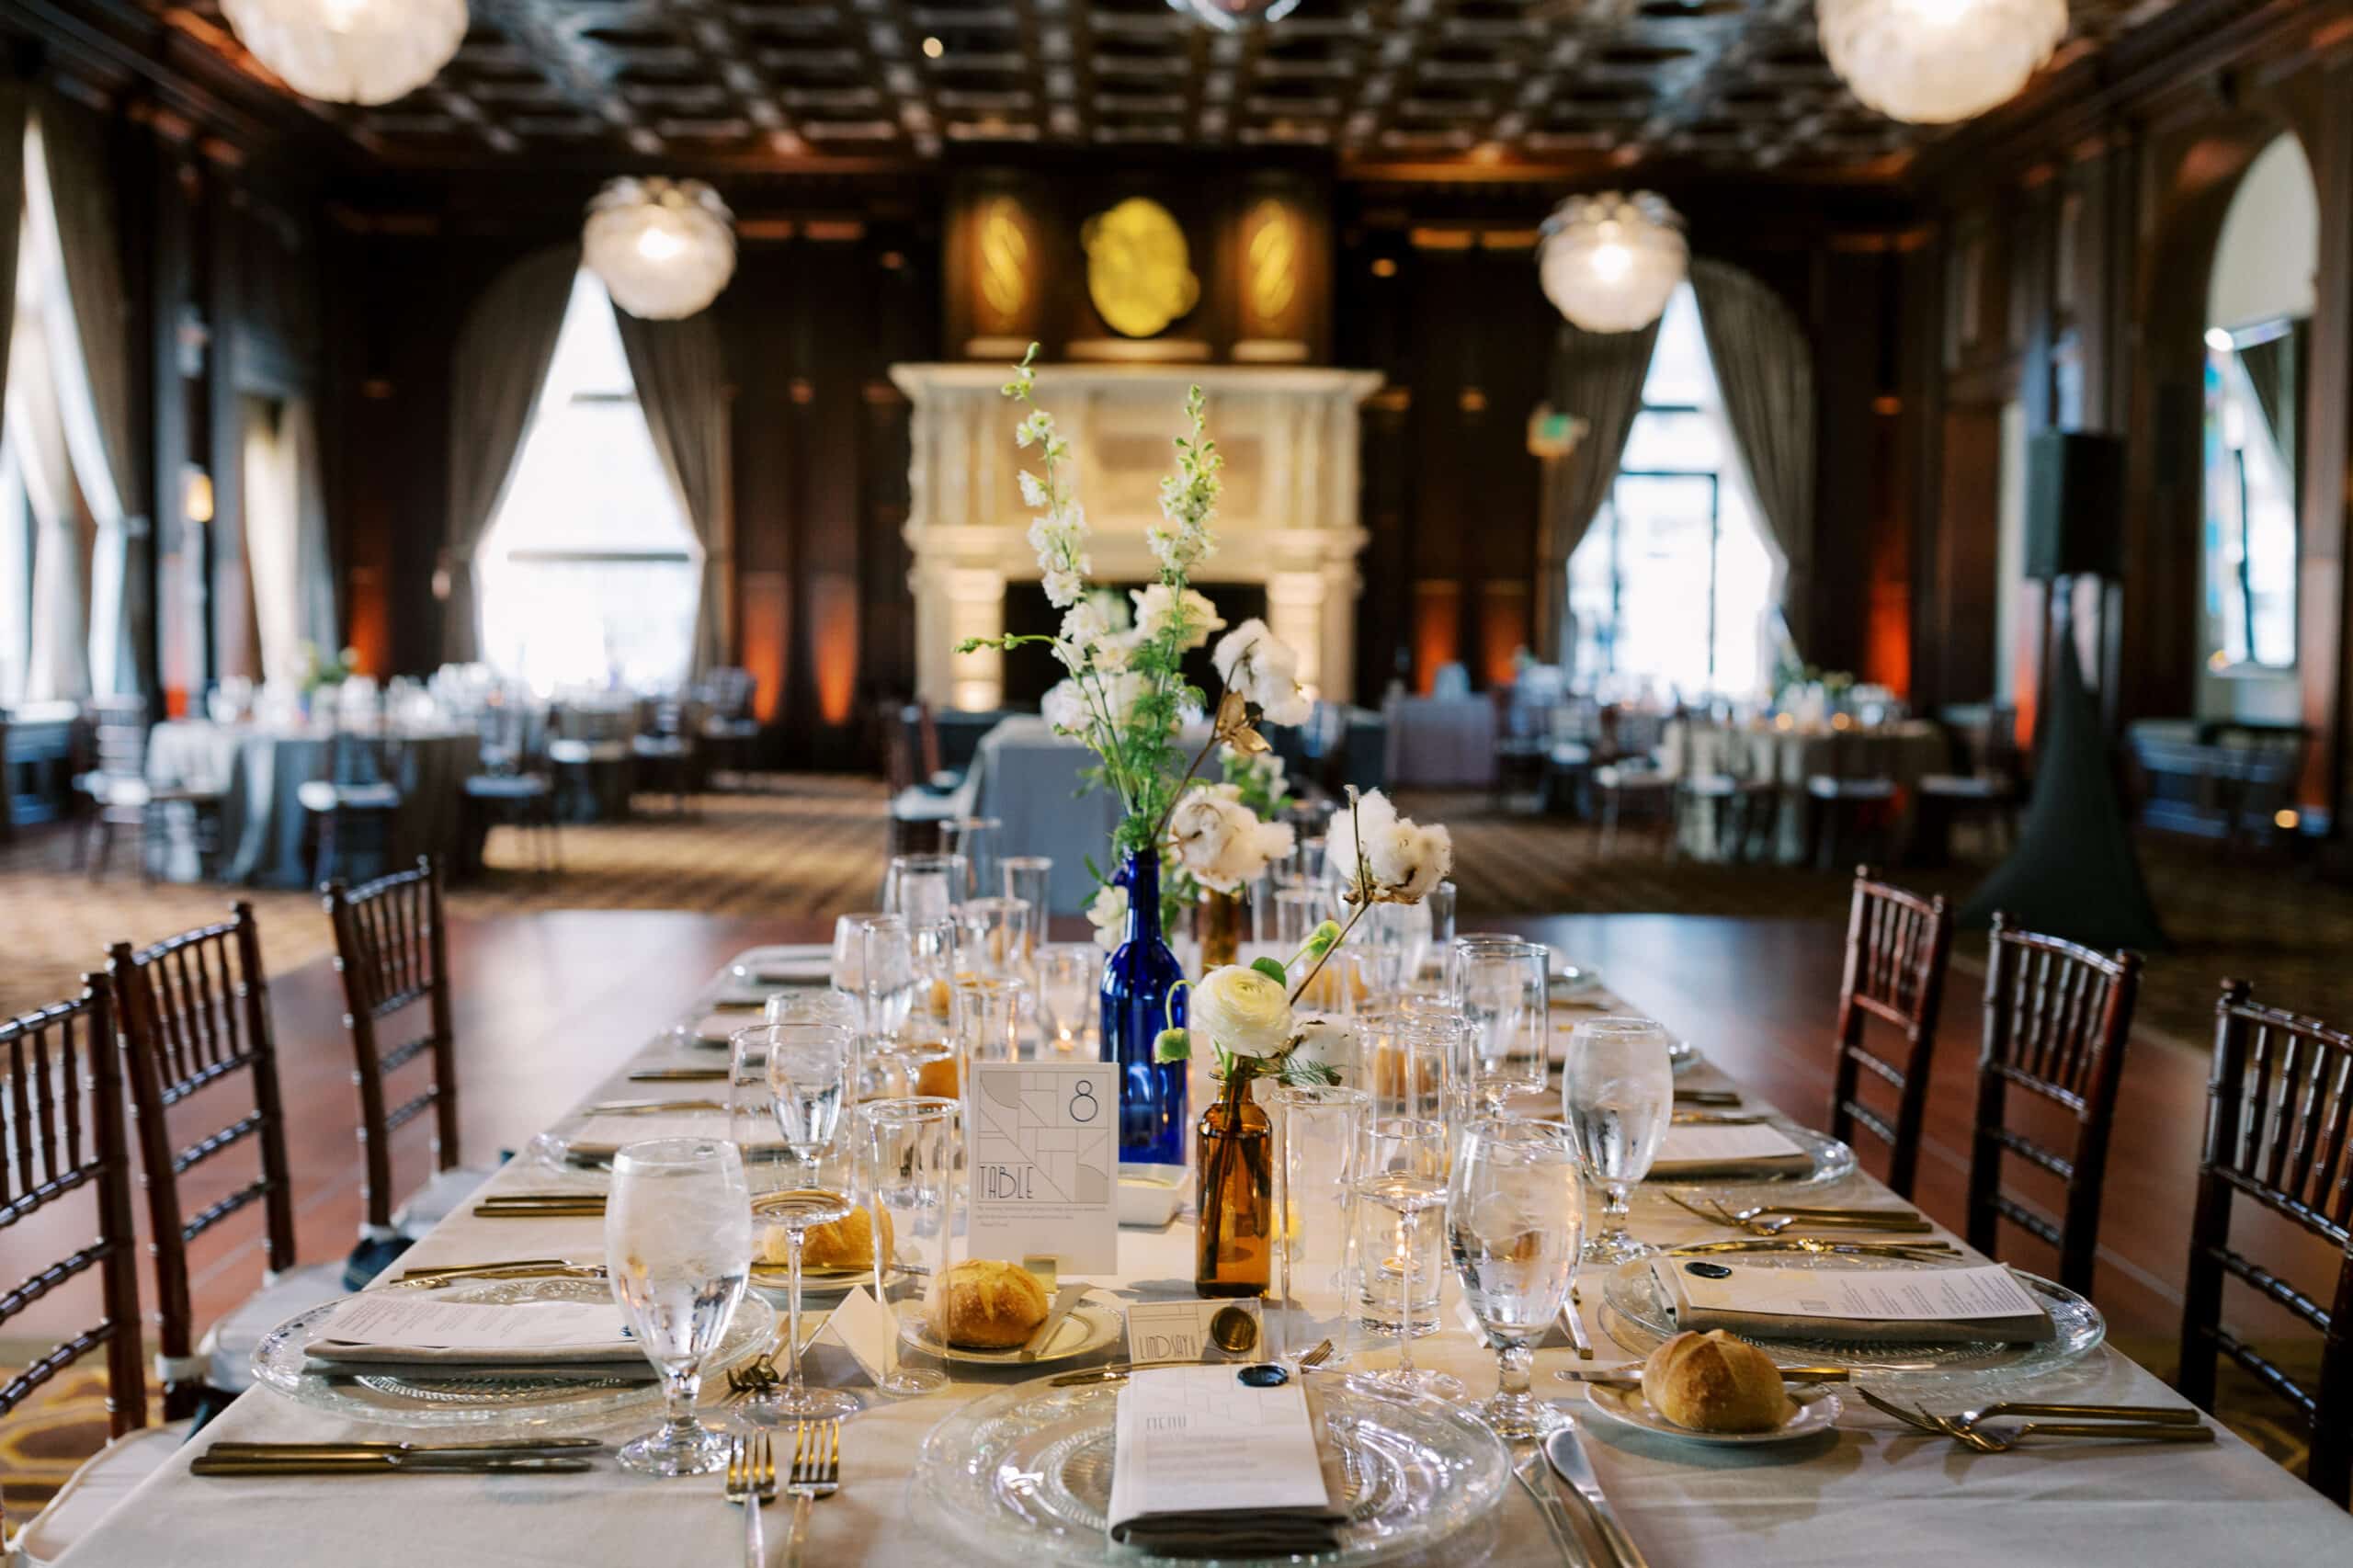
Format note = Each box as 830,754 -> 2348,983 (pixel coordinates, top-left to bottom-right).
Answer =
57,955 -> 2353,1566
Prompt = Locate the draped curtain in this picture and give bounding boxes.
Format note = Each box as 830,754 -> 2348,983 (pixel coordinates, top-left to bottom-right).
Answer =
32,92 -> 148,697
1537,317 -> 1661,663
284,399 -> 339,658
1689,259 -> 1815,656
442,246 -> 578,663
0,80 -> 26,435
613,306 -> 732,676
8,312 -> 87,700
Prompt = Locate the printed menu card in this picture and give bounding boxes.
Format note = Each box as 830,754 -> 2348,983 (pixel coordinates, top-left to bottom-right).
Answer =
1107,1366 -> 1346,1556
966,1060 -> 1120,1274
1654,1259 -> 2057,1344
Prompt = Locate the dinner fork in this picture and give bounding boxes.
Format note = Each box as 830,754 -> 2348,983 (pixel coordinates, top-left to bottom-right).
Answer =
1689,1198 -> 1931,1236
1855,1386 -> 2213,1450
725,1433 -> 776,1568
1703,1199 -> 1924,1225
783,1419 -> 842,1568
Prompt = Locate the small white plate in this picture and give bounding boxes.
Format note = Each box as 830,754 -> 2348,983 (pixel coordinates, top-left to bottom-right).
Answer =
900,1299 -> 1123,1367
1580,1381 -> 1842,1446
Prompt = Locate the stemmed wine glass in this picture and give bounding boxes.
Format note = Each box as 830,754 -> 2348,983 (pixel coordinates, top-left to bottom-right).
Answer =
605,1137 -> 753,1476
1449,1116 -> 1584,1437
1350,1117 -> 1463,1399
1561,1016 -> 1674,1263
860,1096 -> 958,1396
739,1024 -> 861,1421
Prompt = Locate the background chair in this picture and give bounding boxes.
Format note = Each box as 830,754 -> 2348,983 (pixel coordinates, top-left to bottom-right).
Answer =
547,700 -> 634,821
0,978 -> 181,1567
324,858 -> 497,1284
1915,701 -> 2022,863
2176,982 -> 2353,1506
1967,914 -> 2143,1295
109,905 -> 346,1423
298,728 -> 404,885
1802,725 -> 1898,869
630,695 -> 696,818
1592,705 -> 1677,856
1828,869 -> 1955,1199
74,696 -> 224,881
460,696 -> 559,876
694,665 -> 762,789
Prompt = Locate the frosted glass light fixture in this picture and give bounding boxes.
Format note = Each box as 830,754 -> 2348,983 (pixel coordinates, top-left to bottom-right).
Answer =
584,178 -> 738,321
1166,0 -> 1302,31
1538,192 -> 1688,334
1817,0 -> 2067,125
222,0 -> 467,106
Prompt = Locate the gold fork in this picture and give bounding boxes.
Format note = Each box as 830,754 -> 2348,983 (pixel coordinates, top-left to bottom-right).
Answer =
783,1419 -> 842,1568
1691,1198 -> 1933,1236
725,1432 -> 777,1568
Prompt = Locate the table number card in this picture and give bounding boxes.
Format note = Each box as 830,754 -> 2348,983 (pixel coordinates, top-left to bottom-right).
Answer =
966,1059 -> 1120,1274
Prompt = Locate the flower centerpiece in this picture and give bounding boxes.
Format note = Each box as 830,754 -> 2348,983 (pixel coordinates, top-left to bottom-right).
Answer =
1154,786 -> 1453,1294
957,347 -> 1314,1165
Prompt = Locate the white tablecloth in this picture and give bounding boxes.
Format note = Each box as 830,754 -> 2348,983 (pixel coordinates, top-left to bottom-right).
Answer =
57,960 -> 2353,1566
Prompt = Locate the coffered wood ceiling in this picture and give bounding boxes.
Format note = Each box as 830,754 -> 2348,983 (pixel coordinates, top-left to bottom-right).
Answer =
140,0 -> 2180,178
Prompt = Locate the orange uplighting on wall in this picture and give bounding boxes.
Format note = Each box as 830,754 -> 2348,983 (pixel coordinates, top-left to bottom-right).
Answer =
1480,583 -> 1530,687
1412,581 -> 1462,694
345,567 -> 390,683
810,573 -> 860,727
1863,580 -> 1911,699
737,569 -> 789,723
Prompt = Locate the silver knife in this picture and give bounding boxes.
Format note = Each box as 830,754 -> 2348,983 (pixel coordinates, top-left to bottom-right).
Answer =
1544,1423 -> 1652,1568
1020,1282 -> 1093,1361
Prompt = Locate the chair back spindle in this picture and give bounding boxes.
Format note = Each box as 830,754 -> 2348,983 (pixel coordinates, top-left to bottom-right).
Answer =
0,979 -> 145,1440
324,858 -> 460,1235
1828,868 -> 1955,1199
2177,983 -> 2353,1505
108,903 -> 296,1419
1966,914 -> 2142,1294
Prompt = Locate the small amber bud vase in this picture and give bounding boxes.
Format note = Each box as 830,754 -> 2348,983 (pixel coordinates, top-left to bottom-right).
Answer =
1199,887 -> 1245,971
1194,1073 -> 1274,1298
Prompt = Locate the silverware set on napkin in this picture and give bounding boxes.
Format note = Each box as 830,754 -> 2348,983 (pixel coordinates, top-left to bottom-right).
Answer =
191,1438 -> 604,1477
1856,1386 -> 2214,1450
1664,1192 -> 1935,1237
473,1191 -> 609,1219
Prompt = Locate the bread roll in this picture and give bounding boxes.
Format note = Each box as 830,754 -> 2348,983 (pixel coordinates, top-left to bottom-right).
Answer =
1640,1330 -> 1790,1433
809,1206 -> 893,1269
931,1259 -> 1051,1348
913,1055 -> 960,1099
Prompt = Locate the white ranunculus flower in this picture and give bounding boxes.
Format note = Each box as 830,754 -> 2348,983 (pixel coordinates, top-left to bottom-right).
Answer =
1326,790 -> 1452,903
1131,584 -> 1225,651
1211,619 -> 1313,727
1191,963 -> 1295,1058
1086,882 -> 1129,952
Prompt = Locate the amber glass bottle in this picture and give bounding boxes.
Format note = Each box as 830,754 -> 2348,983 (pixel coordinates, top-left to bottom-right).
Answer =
1194,1075 -> 1274,1297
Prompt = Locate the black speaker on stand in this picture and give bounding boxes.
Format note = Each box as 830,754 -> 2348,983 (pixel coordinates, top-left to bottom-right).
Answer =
1959,433 -> 2167,949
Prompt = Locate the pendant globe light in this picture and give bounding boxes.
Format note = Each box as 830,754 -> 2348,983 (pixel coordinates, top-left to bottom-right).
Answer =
222,0 -> 468,106
583,178 -> 738,322
1817,0 -> 2067,125
1537,192 -> 1688,335
1165,0 -> 1302,32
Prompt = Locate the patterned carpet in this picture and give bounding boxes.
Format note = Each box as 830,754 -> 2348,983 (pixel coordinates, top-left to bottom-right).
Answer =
7,776 -> 2353,1518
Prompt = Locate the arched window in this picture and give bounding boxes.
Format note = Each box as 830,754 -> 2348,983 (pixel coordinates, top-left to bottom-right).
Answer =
475,269 -> 702,692
1565,283 -> 1782,699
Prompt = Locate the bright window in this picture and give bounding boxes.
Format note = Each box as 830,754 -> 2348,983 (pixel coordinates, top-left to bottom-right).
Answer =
476,270 -> 700,693
2200,330 -> 2298,670
1565,283 -> 1781,700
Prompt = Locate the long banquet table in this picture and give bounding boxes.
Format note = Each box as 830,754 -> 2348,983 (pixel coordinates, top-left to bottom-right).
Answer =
56,918 -> 2353,1566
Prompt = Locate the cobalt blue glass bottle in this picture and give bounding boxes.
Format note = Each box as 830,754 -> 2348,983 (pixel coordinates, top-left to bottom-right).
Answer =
1099,847 -> 1188,1165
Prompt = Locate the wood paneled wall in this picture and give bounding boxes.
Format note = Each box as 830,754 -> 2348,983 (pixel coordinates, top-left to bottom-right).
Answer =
1906,0 -> 2353,822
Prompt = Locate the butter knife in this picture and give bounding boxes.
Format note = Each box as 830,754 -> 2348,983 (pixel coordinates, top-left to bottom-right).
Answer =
1020,1282 -> 1093,1361
1544,1423 -> 1651,1568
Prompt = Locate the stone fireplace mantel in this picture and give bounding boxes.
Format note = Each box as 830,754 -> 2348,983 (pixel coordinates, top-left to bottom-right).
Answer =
890,361 -> 1382,710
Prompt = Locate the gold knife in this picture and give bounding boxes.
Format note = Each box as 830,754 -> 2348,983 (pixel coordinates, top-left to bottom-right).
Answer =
1019,1282 -> 1093,1361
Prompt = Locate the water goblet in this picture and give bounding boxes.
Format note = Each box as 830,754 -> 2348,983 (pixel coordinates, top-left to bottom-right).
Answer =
605,1138 -> 753,1476
1449,1116 -> 1584,1437
744,1185 -> 862,1423
1562,1016 -> 1674,1263
859,1096 -> 959,1396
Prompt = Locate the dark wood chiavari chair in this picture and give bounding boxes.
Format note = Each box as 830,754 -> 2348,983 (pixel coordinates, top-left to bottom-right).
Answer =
108,904 -> 346,1423
1828,868 -> 1955,1199
1966,913 -> 2143,1295
324,857 -> 494,1259
2177,983 -> 2353,1506
0,978 -> 185,1564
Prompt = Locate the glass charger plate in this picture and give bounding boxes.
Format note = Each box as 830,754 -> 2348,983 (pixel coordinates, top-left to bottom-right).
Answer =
912,1370 -> 1509,1567
1642,1122 -> 1855,1192
1597,1254 -> 2105,1389
252,1277 -> 778,1428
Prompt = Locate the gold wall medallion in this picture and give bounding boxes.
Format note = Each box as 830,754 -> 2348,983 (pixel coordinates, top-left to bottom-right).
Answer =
1245,198 -> 1297,327
976,196 -> 1032,329
1083,197 -> 1199,338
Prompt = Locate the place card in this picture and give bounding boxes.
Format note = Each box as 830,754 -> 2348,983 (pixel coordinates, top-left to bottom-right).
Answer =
966,1060 -> 1120,1275
815,1284 -> 897,1385
1107,1366 -> 1341,1547
1125,1299 -> 1264,1364
1647,1120 -> 1812,1179
1654,1259 -> 2057,1344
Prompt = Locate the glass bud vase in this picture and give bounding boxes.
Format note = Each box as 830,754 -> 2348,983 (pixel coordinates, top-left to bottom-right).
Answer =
1199,886 -> 1245,971
1100,848 -> 1188,1165
1195,1074 -> 1273,1298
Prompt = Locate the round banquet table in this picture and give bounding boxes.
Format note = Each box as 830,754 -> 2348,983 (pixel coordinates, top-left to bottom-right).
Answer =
145,719 -> 483,887
1660,718 -> 1947,863
50,921 -> 2353,1568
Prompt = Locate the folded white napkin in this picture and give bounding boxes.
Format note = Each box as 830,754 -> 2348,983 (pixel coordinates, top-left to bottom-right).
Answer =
1652,1258 -> 2056,1345
1645,1121 -> 1814,1181
303,1298 -> 656,1377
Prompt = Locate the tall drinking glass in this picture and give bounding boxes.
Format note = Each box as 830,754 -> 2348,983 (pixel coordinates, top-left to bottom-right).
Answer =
1350,1117 -> 1460,1398
958,896 -> 1031,981
859,1096 -> 958,1396
1034,942 -> 1100,1053
606,1138 -> 752,1476
1452,937 -> 1550,1110
939,816 -> 1001,902
1359,1011 -> 1457,1127
1001,857 -> 1052,960
953,976 -> 1029,1071
764,1023 -> 852,1177
884,853 -> 966,926
1449,1117 -> 1584,1437
1425,881 -> 1458,972
907,917 -> 959,1044
1271,1084 -> 1369,1365
1562,1017 -> 1674,1263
